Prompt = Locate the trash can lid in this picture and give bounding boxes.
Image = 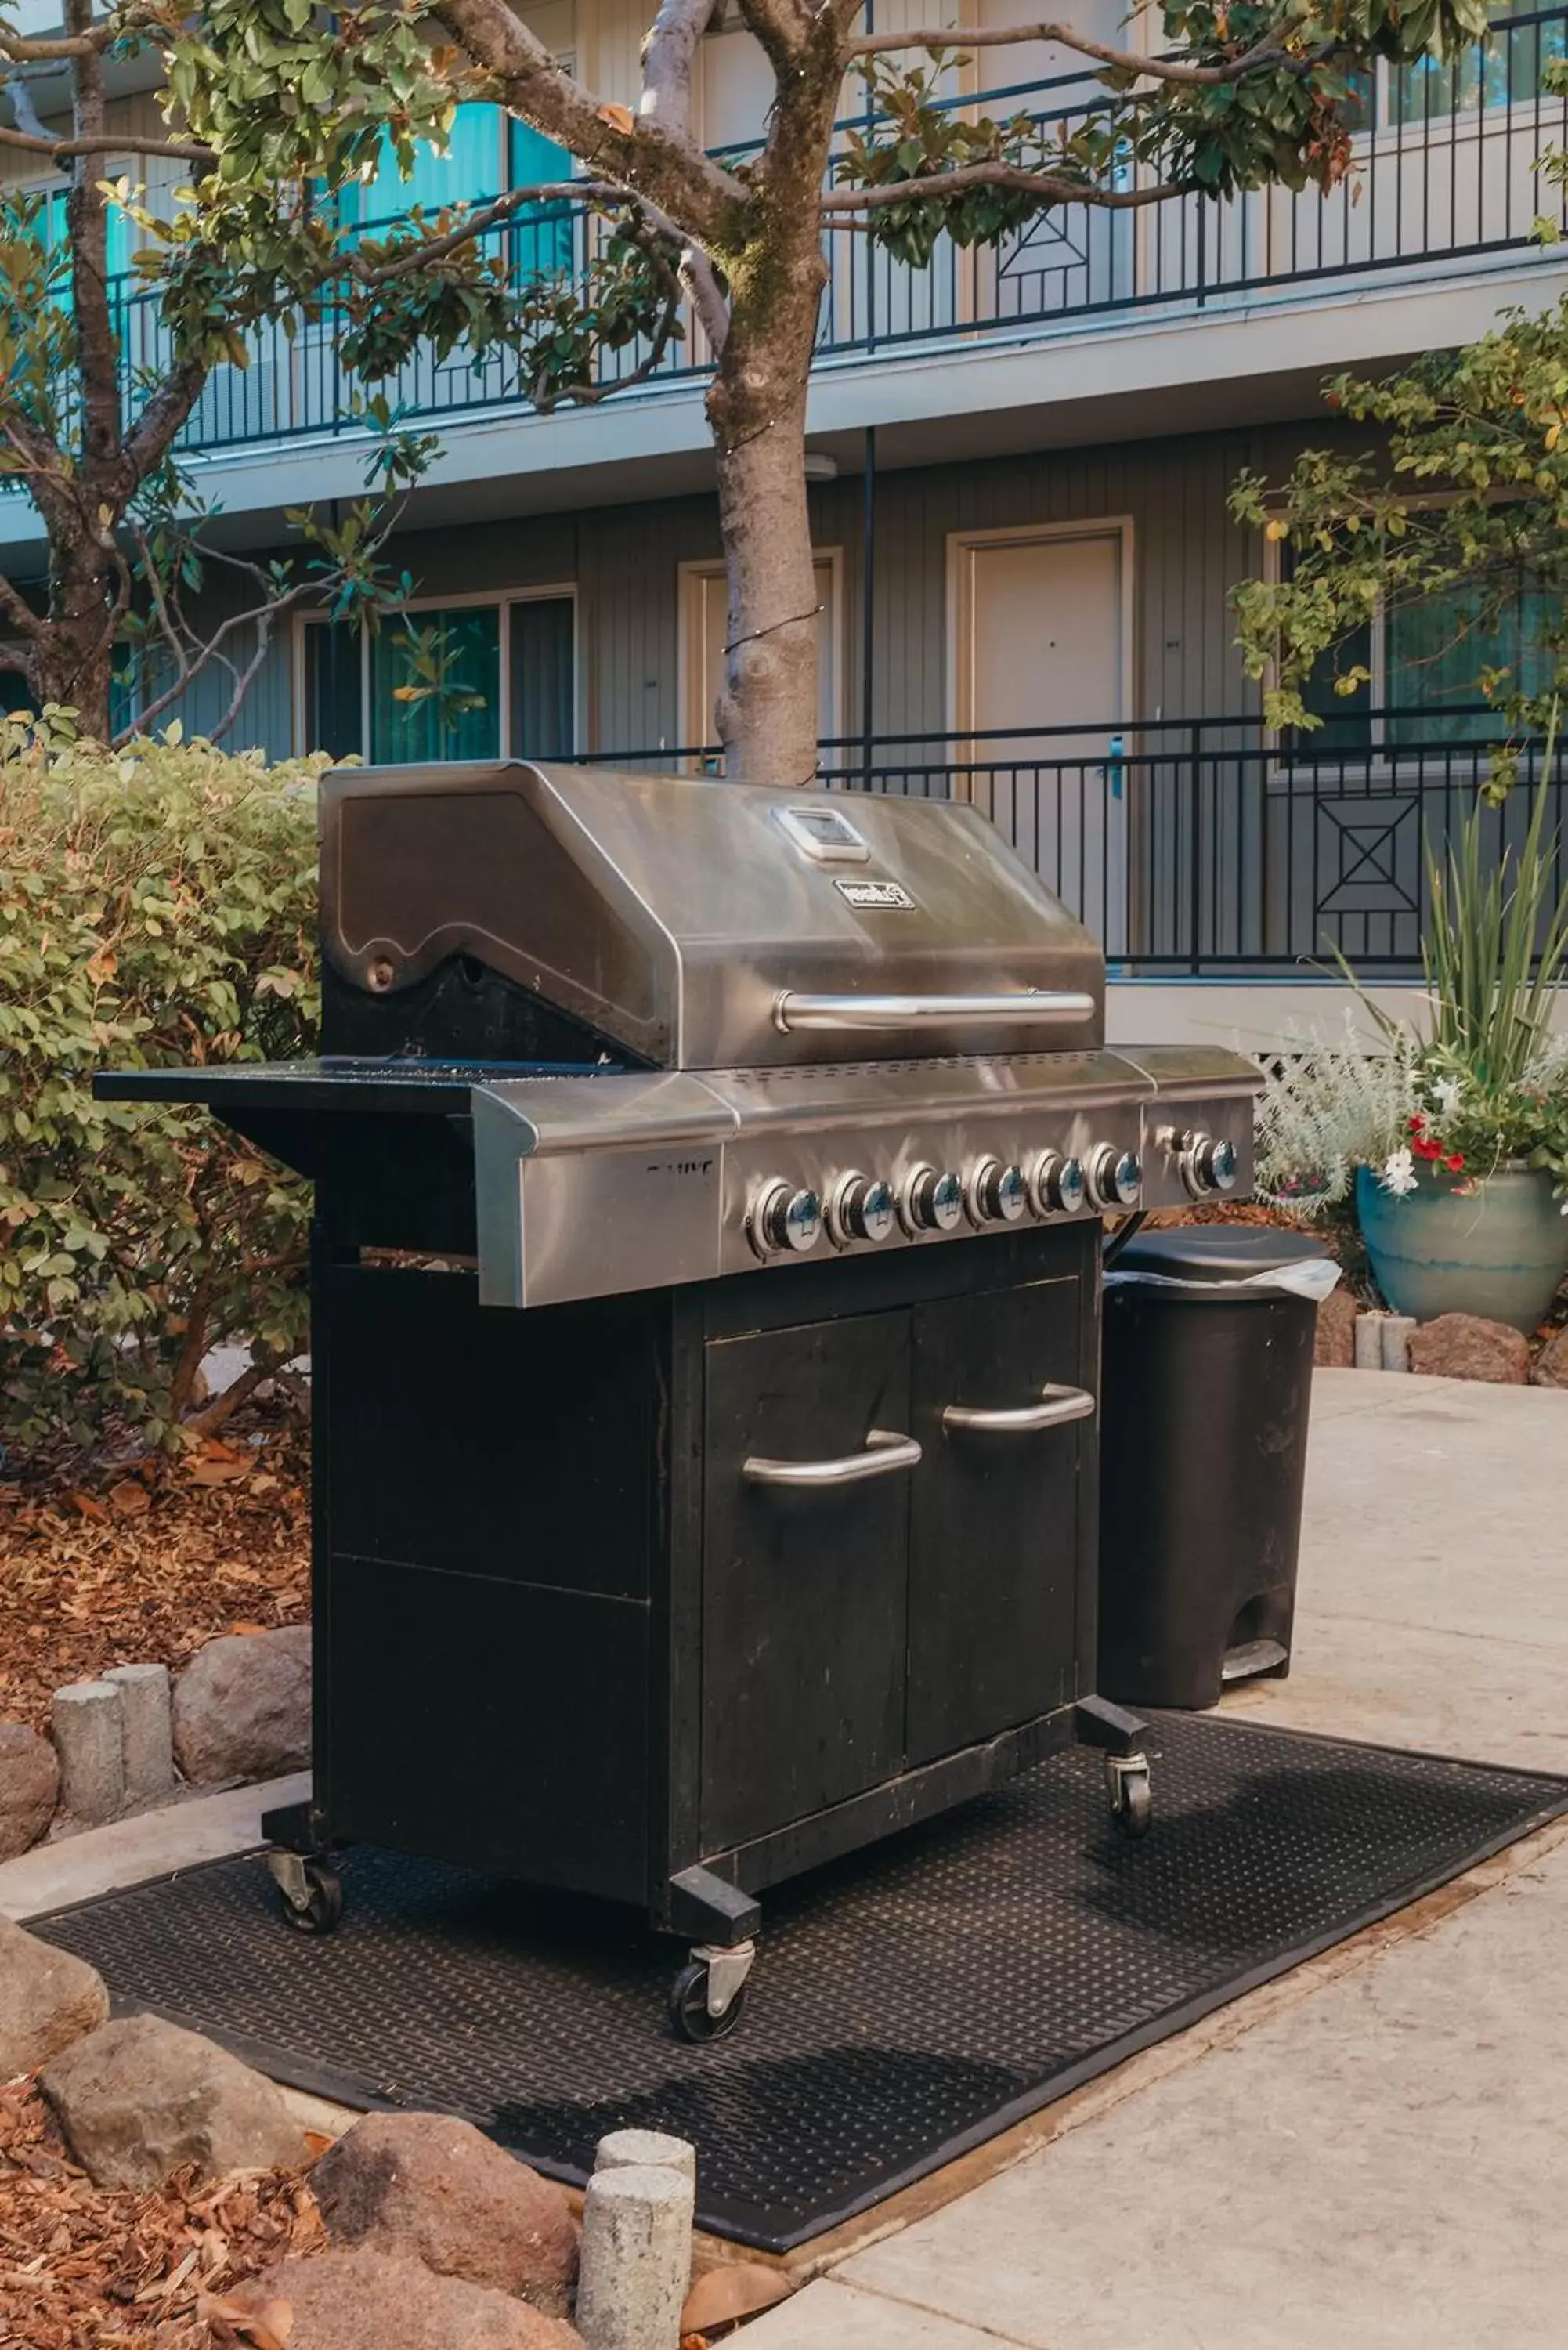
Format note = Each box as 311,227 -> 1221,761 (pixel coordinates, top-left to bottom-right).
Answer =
1112,1224 -> 1331,1285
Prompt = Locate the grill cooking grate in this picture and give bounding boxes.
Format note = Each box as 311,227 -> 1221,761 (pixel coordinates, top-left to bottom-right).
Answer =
34,1715 -> 1565,2250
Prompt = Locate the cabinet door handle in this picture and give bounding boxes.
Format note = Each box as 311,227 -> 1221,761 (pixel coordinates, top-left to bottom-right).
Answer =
942,1383 -> 1096,1435
742,1428 -> 923,1488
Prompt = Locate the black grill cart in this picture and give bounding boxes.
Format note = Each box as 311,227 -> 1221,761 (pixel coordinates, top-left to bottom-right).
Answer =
98,761 -> 1259,2036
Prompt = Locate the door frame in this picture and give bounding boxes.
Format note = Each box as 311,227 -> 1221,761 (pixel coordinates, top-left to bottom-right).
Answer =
945,515 -> 1135,787
678,548 -> 844,770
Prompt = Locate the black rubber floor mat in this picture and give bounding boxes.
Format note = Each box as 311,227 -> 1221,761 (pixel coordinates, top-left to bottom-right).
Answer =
34,1716 -> 1568,2249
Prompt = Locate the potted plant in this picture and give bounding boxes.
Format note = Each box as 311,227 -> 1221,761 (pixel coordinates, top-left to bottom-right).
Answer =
1256,772 -> 1568,1332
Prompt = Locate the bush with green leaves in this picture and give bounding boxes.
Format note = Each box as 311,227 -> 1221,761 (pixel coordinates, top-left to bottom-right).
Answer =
0,714 -> 322,1468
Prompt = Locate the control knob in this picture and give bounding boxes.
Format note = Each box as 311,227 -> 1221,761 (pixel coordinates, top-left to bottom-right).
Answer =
901,1163 -> 966,1236
1086,1143 -> 1143,1211
968,1157 -> 1028,1225
750,1180 -> 823,1259
1029,1151 -> 1086,1217
1177,1130 -> 1239,1198
829,1171 -> 898,1246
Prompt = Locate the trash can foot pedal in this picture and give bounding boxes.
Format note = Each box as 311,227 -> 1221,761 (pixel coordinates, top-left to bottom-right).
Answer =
1221,1638 -> 1288,1683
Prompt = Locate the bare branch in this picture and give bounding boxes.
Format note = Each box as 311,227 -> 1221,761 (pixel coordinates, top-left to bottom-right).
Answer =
821,160 -> 1183,211
0,569 -> 43,641
3,70 -> 51,143
0,123 -> 216,164
532,213 -> 686,407
432,0 -> 750,246
680,240 -> 730,353
844,20 -> 1298,86
355,181 -> 612,282
641,0 -> 723,138
123,356 -> 210,483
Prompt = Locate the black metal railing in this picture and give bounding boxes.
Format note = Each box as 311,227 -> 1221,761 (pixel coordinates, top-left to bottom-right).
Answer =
51,7 -> 1568,457
576,710 -> 1567,976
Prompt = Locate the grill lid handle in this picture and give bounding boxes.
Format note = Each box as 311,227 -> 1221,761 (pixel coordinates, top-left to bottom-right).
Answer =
773,990 -> 1096,1033
742,1428 -> 923,1488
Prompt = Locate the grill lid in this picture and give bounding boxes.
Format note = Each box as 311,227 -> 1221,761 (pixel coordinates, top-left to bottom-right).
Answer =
320,761 -> 1104,1069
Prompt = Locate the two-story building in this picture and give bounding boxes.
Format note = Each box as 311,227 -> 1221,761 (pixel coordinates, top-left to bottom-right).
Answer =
5,0 -> 1567,1038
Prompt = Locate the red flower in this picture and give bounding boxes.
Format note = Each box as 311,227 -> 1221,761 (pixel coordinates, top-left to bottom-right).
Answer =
1407,1113 -> 1426,1133
1412,1137 -> 1443,1160
1447,1152 -> 1465,1172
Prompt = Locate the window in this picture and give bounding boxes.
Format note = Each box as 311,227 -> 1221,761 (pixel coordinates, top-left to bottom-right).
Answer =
1281,566 -> 1553,754
336,103 -> 573,284
1393,1 -> 1565,123
298,593 -> 576,764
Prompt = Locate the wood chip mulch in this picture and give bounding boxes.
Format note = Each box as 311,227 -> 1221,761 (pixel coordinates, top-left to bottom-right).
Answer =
0,2078 -> 323,2349
0,1416 -> 310,1736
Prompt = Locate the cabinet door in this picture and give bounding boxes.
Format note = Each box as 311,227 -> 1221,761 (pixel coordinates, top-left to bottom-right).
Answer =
906,1276 -> 1085,1766
701,1311 -> 912,1853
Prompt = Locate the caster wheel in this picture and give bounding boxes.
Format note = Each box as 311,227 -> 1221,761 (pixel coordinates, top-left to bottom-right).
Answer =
1107,1755 -> 1153,1839
278,1859 -> 344,1936
670,1958 -> 747,2044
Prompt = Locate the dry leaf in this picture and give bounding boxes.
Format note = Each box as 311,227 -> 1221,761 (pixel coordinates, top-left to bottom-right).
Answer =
68,1490 -> 109,1521
200,2288 -> 294,2348
301,2131 -> 334,2160
597,99 -> 635,132
108,1479 -> 151,1517
186,1457 -> 250,1486
681,2263 -> 794,2333
224,1621 -> 272,1637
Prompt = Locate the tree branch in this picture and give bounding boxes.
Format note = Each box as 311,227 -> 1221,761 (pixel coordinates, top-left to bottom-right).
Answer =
0,569 -> 43,641
735,0 -> 814,70
0,123 -> 217,164
641,0 -> 723,138
123,356 -> 211,483
63,0 -> 122,486
352,180 -> 612,282
432,0 -> 750,246
822,161 -> 1183,212
844,20 -> 1299,86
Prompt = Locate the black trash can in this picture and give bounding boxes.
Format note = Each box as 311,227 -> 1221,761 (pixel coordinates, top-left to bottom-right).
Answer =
1097,1225 -> 1335,1710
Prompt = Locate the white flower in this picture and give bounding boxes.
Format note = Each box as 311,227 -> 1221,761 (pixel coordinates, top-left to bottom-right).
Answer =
1380,1147 -> 1418,1198
1433,1076 -> 1463,1119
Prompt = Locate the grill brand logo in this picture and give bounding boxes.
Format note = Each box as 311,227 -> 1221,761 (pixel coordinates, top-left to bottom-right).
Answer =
645,1156 -> 715,1177
834,877 -> 916,910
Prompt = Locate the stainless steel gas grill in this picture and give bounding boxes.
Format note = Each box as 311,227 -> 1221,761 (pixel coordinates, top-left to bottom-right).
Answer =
98,761 -> 1260,2039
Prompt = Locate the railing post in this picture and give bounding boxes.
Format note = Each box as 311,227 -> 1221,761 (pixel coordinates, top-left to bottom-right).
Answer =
1188,721 -> 1202,974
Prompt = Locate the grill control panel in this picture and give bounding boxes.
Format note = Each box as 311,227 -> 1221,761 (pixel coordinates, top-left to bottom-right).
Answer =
742,1121 -> 1241,1264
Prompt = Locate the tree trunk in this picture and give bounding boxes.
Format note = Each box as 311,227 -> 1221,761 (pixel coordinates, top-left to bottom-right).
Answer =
706,42 -> 839,785
32,553 -> 118,739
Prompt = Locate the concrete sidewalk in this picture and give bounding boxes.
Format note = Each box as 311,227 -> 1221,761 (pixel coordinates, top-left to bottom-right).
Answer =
746,1368 -> 1568,2349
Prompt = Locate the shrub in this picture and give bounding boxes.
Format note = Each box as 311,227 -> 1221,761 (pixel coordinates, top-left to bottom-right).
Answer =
0,714 -> 324,1466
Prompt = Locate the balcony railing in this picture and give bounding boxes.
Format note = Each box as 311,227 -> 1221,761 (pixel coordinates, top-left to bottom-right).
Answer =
580,712 -> 1567,978
78,7 -> 1568,457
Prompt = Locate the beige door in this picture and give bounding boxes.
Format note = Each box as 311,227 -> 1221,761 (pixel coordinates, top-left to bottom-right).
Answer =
681,555 -> 841,770
950,523 -> 1129,952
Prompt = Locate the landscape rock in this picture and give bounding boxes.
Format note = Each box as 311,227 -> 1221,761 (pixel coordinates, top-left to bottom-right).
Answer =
226,2248 -> 584,2350
172,1625 -> 312,1784
312,2110 -> 578,2312
52,1680 -> 125,1822
42,2013 -> 307,2189
1313,1286 -> 1357,1367
1407,1312 -> 1530,1385
0,1914 -> 109,2079
0,1721 -> 60,1857
1530,1325 -> 1568,1389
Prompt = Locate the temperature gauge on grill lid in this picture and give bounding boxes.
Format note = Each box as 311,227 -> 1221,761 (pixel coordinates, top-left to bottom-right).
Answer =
1029,1151 -> 1086,1216
829,1171 -> 898,1246
900,1163 -> 965,1237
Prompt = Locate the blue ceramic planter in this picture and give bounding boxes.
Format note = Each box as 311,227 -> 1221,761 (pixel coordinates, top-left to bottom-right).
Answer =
1355,1161 -> 1568,1333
